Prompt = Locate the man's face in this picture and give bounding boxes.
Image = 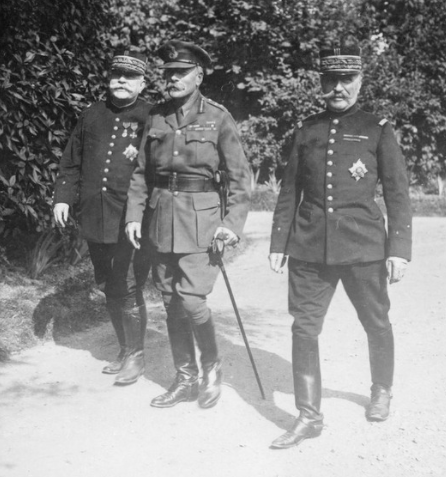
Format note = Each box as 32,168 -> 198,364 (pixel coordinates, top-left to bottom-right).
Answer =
109,71 -> 145,104
164,67 -> 203,100
320,73 -> 362,112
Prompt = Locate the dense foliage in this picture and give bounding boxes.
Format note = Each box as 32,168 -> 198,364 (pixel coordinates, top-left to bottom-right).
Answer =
1,0 -> 446,259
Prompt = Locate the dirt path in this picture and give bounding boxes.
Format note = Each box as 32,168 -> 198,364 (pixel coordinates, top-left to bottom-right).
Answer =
1,212 -> 446,477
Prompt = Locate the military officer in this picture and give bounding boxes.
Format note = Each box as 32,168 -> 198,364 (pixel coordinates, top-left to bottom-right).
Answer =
53,49 -> 152,385
126,40 -> 251,409
269,38 -> 412,449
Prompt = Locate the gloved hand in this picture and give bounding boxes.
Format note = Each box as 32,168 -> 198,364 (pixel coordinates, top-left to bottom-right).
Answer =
386,256 -> 408,284
269,252 -> 288,274
213,227 -> 239,247
125,221 -> 142,250
53,203 -> 70,228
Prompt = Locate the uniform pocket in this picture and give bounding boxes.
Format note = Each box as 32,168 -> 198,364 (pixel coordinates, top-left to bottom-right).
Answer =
185,130 -> 218,146
193,193 -> 220,248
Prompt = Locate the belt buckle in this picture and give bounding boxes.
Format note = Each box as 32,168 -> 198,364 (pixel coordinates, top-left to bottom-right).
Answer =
168,173 -> 178,192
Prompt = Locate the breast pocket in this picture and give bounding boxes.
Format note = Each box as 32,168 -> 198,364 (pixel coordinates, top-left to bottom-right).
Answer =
185,130 -> 218,165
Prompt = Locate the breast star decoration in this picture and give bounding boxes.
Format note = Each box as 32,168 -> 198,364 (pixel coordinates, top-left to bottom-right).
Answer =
349,159 -> 368,181
123,144 -> 139,161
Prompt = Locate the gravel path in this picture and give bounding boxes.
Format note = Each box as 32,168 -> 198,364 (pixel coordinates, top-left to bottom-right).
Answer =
1,212 -> 445,477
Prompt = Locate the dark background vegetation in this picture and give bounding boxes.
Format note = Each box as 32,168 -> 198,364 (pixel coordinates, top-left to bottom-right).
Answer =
1,0 -> 446,357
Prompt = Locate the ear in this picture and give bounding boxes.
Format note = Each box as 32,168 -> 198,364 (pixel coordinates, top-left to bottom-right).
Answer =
196,70 -> 204,88
139,79 -> 146,93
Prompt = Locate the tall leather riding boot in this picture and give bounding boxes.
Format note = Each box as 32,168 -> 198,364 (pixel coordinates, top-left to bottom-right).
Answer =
103,300 -> 127,374
366,326 -> 394,421
271,336 -> 324,449
151,317 -> 199,408
193,315 -> 222,409
114,304 -> 146,385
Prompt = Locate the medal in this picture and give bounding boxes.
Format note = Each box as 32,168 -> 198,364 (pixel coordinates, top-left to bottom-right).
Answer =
349,159 -> 368,181
130,122 -> 138,139
122,122 -> 130,137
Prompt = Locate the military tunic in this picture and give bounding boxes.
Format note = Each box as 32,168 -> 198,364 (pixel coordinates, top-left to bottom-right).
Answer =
126,92 -> 251,254
270,104 -> 412,264
126,92 -> 250,323
54,98 -> 152,243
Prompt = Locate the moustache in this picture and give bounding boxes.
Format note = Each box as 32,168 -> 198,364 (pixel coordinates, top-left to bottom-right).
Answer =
321,90 -> 347,100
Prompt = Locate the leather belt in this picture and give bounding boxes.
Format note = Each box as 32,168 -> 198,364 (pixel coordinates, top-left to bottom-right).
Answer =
154,173 -> 217,192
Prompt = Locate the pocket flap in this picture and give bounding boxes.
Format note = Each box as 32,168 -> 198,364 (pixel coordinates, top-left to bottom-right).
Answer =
193,193 -> 220,211
186,130 -> 218,145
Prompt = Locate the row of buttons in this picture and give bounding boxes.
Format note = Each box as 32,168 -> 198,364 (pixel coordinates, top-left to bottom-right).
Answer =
327,119 -> 339,213
102,117 -> 121,191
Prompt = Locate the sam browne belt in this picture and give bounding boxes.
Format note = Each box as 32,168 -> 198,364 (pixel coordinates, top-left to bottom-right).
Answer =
154,173 -> 217,192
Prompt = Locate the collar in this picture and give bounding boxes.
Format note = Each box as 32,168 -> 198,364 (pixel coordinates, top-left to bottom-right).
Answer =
323,102 -> 359,120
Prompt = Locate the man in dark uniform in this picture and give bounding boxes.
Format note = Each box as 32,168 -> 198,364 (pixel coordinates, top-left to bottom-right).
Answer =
53,49 -> 152,385
269,38 -> 412,449
126,41 -> 251,409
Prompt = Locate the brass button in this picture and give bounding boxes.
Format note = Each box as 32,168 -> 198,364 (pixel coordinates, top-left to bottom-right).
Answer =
173,191 -> 179,196
107,151 -> 112,155
173,151 -> 179,156
102,177 -> 107,182
106,159 -> 111,164
330,129 -> 336,134
327,161 -> 333,166
102,187 -> 107,191
109,143 -> 114,147
104,168 -> 109,173
114,126 -> 118,131
327,172 -> 333,178
329,138 -> 335,144
115,118 -> 120,122
327,150 -> 334,155
112,135 -> 116,139
327,184 -> 333,189
327,196 -> 333,201
328,207 -> 334,213
333,119 -> 339,125
176,130 -> 181,135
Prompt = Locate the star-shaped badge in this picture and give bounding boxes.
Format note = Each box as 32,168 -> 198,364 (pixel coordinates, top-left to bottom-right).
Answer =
349,159 -> 368,181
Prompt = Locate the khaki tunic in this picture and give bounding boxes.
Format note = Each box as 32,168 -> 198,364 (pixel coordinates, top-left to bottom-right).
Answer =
126,93 -> 251,254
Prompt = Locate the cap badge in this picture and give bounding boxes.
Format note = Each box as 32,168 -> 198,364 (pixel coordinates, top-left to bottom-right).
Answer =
167,45 -> 179,59
349,159 -> 368,181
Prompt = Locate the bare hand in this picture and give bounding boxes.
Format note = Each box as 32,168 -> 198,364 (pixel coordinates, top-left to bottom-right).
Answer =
269,253 -> 287,274
386,256 -> 408,284
126,222 -> 142,249
53,203 -> 70,228
213,226 -> 239,247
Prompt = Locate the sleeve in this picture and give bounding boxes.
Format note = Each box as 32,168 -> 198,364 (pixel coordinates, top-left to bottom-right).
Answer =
53,113 -> 84,206
377,121 -> 412,261
217,113 -> 252,237
125,118 -> 151,224
270,128 -> 302,253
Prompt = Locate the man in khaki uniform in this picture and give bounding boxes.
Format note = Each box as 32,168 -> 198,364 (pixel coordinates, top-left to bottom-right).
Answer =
126,41 -> 251,408
269,38 -> 411,449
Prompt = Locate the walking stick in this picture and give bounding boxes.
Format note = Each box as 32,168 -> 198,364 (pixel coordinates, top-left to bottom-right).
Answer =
212,237 -> 266,400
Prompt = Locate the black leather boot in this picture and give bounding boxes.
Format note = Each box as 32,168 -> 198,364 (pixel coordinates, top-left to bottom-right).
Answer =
271,336 -> 323,449
114,304 -> 147,385
366,327 -> 394,421
194,316 -> 222,409
151,317 -> 199,408
103,300 -> 127,374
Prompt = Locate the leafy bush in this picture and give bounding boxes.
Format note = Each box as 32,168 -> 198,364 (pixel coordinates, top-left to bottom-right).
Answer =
0,0 -> 117,241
